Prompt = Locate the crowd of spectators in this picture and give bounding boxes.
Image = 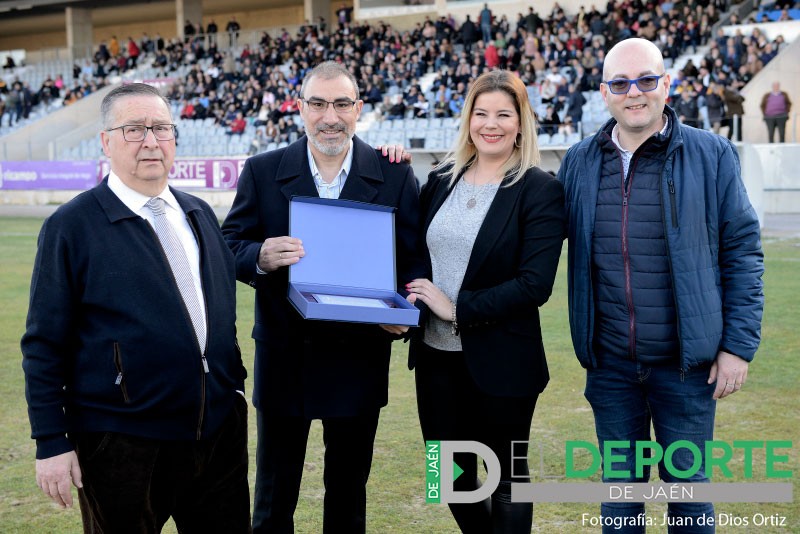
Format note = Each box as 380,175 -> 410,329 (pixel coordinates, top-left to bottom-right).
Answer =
0,0 -> 794,142
0,73 -> 104,127
755,0 -> 800,22
158,0 -> 792,143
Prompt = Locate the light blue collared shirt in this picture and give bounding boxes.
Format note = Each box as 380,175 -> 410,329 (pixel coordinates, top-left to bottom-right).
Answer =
307,140 -> 354,199
255,140 -> 355,275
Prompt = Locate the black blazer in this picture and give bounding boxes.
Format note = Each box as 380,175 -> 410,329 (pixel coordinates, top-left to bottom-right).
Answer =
409,166 -> 566,397
222,136 -> 424,418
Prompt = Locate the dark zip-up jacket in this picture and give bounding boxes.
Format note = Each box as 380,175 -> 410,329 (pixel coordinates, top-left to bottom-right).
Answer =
22,178 -> 246,459
592,126 -> 678,363
557,105 -> 764,370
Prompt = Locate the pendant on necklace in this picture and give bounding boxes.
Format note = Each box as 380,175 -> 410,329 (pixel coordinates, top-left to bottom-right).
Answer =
466,197 -> 477,209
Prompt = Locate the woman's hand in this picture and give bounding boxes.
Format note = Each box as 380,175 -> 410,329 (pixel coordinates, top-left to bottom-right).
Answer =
376,144 -> 413,164
380,324 -> 409,335
406,278 -> 453,321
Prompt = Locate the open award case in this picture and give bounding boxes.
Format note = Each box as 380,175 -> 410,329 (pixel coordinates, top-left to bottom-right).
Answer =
287,196 -> 420,326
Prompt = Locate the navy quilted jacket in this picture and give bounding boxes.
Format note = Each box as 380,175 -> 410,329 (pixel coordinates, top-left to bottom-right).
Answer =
557,105 -> 764,370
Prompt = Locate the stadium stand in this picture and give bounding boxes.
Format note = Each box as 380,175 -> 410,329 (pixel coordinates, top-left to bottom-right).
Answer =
0,0 -> 798,162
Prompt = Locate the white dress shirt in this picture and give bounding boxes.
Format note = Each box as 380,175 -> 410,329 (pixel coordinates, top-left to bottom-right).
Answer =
107,172 -> 207,329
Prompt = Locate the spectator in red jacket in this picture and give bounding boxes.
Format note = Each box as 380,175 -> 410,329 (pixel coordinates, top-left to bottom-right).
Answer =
485,41 -> 500,69
180,99 -> 196,120
127,37 -> 140,69
227,111 -> 247,135
279,95 -> 298,115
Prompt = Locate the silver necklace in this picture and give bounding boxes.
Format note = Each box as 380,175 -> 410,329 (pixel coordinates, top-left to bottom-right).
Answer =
466,183 -> 484,209
464,168 -> 496,209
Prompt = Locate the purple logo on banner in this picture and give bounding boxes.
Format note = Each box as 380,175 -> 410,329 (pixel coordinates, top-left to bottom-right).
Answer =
98,158 -> 246,189
0,161 -> 98,190
169,158 -> 246,189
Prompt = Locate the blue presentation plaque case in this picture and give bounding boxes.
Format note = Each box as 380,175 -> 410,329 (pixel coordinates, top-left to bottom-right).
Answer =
288,196 -> 420,326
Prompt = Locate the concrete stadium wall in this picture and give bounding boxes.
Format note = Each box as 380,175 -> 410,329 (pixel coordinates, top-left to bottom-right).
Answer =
0,14 -> 67,52
0,1 -> 306,55
749,143 -> 800,214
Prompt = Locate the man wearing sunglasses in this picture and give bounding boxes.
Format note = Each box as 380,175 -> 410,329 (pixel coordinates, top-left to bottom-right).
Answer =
558,39 -> 763,532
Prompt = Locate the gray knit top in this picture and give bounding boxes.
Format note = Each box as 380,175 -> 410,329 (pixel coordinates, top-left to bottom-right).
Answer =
424,177 -> 500,351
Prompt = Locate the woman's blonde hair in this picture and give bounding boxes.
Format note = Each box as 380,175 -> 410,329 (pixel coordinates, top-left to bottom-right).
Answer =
435,70 -> 540,187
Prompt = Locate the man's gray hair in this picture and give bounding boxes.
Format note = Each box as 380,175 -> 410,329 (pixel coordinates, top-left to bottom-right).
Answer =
100,83 -> 171,129
299,61 -> 360,100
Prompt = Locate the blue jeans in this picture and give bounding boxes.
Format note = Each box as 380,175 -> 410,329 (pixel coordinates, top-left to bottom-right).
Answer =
585,357 -> 716,533
481,23 -> 492,44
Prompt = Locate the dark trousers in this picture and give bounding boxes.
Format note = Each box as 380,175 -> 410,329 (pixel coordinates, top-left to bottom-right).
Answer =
765,115 -> 788,143
415,344 -> 538,534
252,409 -> 380,534
73,395 -> 250,534
724,115 -> 742,142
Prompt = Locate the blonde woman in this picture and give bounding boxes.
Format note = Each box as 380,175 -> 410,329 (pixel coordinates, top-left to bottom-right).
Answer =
406,70 -> 565,533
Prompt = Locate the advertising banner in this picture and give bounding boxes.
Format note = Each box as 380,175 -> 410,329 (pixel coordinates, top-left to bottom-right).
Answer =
98,158 -> 246,190
1,158 -> 246,191
0,160 -> 98,190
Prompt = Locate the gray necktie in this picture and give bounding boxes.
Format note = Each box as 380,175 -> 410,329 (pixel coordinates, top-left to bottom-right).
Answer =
146,197 -> 207,358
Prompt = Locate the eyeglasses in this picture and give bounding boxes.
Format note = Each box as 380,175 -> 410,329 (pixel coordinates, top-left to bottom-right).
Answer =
603,74 -> 666,95
301,98 -> 358,113
106,124 -> 177,142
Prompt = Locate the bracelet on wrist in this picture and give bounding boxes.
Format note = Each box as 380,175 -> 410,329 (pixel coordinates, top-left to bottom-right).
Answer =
450,302 -> 459,336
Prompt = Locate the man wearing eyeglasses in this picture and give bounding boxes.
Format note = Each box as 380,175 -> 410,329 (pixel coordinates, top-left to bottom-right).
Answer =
22,83 -> 251,532
222,61 -> 422,533
557,39 -> 763,532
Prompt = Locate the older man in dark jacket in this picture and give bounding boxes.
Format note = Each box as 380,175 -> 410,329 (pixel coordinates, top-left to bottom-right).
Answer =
22,83 -> 250,533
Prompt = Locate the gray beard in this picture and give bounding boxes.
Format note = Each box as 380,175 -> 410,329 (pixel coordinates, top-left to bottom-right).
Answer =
308,130 -> 352,156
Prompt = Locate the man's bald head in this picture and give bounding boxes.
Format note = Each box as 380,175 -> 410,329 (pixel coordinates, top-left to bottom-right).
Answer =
599,37 -> 670,151
603,38 -> 665,81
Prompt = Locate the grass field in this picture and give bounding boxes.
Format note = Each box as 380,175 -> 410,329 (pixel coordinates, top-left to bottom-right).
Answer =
0,216 -> 797,533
